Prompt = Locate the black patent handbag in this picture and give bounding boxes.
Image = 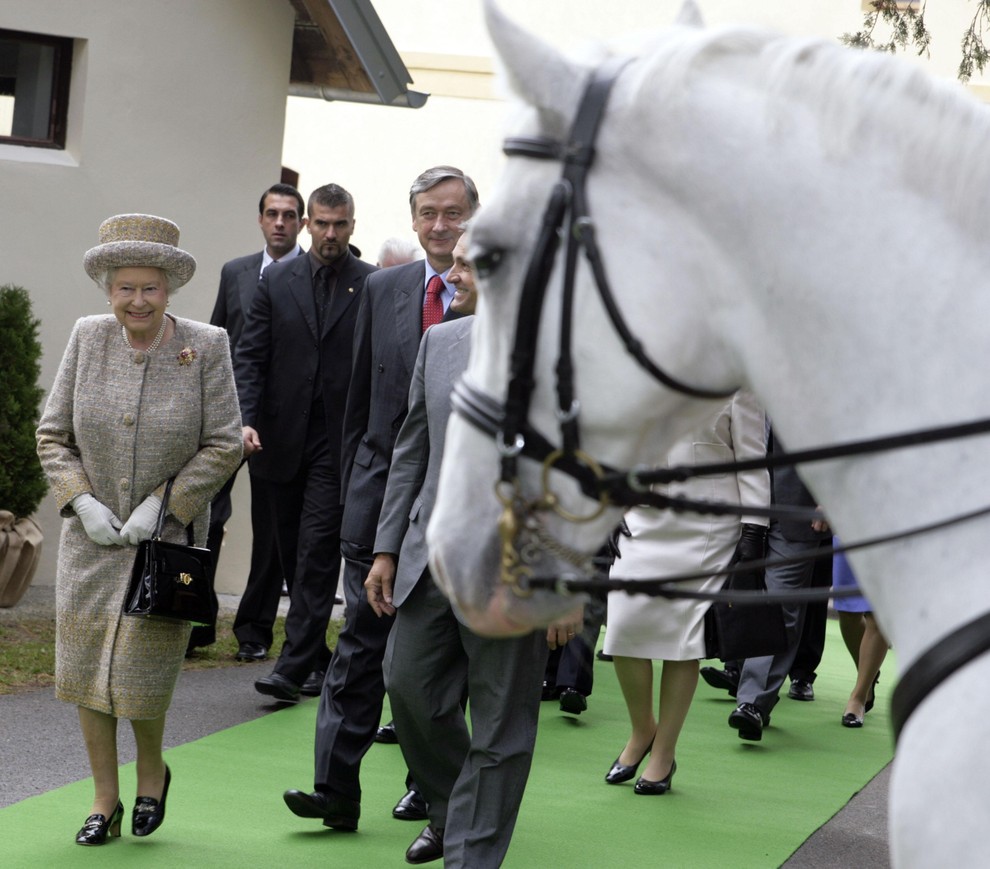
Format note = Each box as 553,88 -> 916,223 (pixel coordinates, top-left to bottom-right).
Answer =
704,565 -> 788,662
122,479 -> 215,626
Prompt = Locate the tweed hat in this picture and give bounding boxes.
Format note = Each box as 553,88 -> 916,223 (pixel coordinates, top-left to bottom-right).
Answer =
83,214 -> 196,289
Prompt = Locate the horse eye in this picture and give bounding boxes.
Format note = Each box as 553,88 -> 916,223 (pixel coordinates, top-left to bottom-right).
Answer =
473,248 -> 504,279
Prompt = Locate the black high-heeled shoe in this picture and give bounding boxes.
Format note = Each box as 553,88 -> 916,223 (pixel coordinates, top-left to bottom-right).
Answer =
605,743 -> 652,784
634,760 -> 676,795
865,670 -> 880,714
133,765 -> 171,837
75,800 -> 124,845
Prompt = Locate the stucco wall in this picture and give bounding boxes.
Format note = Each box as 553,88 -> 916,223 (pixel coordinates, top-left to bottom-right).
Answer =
1,0 -> 295,592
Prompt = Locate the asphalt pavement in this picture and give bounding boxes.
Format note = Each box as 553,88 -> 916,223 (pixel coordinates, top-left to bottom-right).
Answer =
0,585 -> 890,866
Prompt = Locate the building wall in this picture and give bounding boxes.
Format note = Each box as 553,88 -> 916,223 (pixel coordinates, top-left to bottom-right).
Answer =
1,0 -> 295,591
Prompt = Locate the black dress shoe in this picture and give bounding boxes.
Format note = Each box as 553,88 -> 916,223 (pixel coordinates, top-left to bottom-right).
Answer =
132,765 -> 170,837
729,703 -> 765,741
559,687 -> 588,715
596,649 -> 614,662
375,721 -> 399,744
700,666 -> 739,697
235,642 -> 268,662
299,670 -> 325,696
788,679 -> 815,701
255,672 -> 300,702
541,680 -> 562,701
842,712 -> 864,728
75,800 -> 124,845
393,787 -> 429,821
406,824 -> 444,864
605,742 -> 652,784
634,760 -> 677,795
283,789 -> 360,831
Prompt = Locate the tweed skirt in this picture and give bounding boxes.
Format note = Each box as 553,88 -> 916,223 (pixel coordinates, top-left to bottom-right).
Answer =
55,521 -> 190,719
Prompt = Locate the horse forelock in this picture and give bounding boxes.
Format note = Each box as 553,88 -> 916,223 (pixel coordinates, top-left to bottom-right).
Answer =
622,23 -> 990,237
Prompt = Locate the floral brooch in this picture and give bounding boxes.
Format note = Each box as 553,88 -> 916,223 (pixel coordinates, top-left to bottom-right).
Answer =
177,347 -> 197,366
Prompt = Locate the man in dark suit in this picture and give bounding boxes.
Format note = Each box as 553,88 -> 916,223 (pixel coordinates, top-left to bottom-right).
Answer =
365,235 -> 566,866
282,166 -> 479,832
202,183 -> 305,661
236,182 -> 377,701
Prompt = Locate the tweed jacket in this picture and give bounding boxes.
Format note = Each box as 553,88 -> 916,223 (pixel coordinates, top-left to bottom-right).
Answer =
36,314 -> 242,716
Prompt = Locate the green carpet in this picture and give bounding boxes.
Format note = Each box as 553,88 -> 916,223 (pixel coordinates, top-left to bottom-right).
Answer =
0,619 -> 893,868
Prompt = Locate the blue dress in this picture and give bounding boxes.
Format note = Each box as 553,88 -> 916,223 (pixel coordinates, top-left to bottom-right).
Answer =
832,538 -> 872,613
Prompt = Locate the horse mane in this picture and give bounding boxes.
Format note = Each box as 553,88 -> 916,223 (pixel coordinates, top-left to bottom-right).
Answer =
622,24 -> 990,234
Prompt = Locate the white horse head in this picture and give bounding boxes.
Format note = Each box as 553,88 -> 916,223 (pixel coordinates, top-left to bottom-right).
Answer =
431,0 -> 990,858
429,2 -> 990,863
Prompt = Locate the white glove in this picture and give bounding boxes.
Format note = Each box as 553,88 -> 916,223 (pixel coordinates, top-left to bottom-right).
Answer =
119,493 -> 164,545
71,493 -> 124,546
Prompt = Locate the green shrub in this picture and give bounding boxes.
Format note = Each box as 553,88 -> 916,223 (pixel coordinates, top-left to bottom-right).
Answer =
0,285 -> 47,517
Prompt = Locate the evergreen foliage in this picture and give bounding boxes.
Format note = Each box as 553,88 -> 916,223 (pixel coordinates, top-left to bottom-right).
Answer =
0,285 -> 48,517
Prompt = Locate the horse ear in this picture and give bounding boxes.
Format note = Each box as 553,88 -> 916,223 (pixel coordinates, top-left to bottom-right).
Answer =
483,0 -> 585,130
675,0 -> 705,27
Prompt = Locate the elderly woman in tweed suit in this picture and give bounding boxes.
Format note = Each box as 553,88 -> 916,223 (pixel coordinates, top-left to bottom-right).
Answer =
36,214 -> 242,846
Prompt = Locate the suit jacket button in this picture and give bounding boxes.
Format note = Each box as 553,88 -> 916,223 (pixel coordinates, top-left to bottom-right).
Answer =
377,363 -> 384,372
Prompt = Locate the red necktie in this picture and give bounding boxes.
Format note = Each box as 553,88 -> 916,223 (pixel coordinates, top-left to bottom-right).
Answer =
422,275 -> 445,333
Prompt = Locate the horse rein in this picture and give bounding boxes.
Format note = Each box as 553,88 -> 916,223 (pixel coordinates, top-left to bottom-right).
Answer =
454,55 -> 990,740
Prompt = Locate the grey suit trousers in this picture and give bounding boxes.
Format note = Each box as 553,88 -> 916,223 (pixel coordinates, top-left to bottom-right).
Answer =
736,525 -> 832,714
384,571 -> 547,868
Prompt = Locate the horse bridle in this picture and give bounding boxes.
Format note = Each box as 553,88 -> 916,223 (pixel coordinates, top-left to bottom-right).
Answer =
452,57 -> 990,741
454,56 -> 746,595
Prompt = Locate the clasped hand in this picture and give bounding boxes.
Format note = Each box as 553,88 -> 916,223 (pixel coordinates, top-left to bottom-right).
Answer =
119,494 -> 163,545
71,493 -> 123,546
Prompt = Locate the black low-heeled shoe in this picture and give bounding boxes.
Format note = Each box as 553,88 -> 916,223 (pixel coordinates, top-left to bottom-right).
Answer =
605,742 -> 652,784
132,765 -> 171,837
75,800 -> 124,845
634,760 -> 677,796
842,712 -> 864,728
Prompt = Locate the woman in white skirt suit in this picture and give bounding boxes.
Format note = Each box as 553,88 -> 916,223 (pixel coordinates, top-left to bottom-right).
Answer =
602,390 -> 770,794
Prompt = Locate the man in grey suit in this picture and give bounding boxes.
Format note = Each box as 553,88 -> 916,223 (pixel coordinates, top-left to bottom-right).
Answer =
725,437 -> 832,741
202,183 -> 304,658
282,166 -> 478,832
365,236 -> 568,866
237,183 -> 377,701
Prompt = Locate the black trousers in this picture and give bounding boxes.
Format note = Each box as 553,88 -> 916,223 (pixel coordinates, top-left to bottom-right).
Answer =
544,590 -> 607,696
209,468 -> 283,648
263,416 -> 342,685
789,544 -> 833,683
313,542 -> 393,801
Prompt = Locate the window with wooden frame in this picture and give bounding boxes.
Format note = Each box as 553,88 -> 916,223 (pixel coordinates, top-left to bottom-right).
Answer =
0,28 -> 73,149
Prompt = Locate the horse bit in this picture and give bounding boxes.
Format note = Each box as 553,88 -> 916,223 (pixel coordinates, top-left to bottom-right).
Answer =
452,56 -> 990,740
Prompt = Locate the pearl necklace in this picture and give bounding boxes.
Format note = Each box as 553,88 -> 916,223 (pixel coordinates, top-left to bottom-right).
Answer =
122,316 -> 168,353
